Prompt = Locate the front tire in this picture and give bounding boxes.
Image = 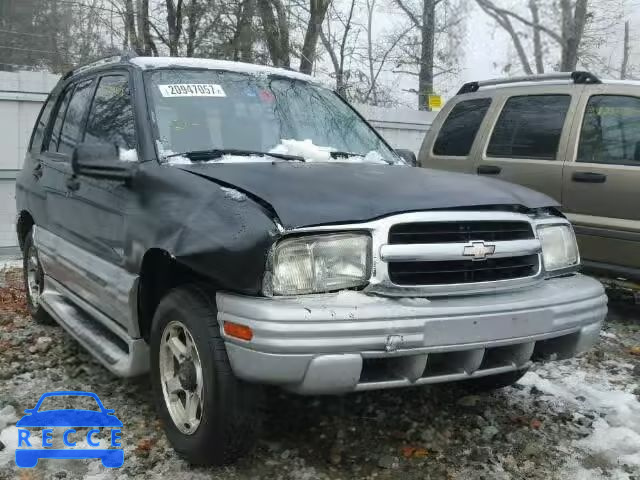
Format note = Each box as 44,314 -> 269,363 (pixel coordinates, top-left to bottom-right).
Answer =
150,284 -> 262,465
22,229 -> 54,325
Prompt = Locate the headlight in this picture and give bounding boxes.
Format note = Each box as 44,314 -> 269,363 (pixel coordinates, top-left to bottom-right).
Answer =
537,224 -> 579,272
267,233 -> 371,295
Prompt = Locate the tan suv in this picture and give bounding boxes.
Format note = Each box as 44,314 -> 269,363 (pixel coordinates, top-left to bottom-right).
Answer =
419,72 -> 640,280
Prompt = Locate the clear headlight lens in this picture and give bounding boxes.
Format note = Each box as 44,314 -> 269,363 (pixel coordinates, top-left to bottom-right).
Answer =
537,224 -> 579,272
269,233 -> 371,295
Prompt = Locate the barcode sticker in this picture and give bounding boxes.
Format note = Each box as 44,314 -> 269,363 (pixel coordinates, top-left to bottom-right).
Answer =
158,84 -> 226,97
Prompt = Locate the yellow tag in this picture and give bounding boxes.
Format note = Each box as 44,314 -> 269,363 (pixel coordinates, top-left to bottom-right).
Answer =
428,94 -> 442,110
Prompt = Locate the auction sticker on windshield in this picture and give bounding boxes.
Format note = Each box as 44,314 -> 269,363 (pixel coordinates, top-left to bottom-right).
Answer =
159,84 -> 226,97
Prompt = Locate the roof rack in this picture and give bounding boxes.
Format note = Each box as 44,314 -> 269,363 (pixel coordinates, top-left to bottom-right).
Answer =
62,50 -> 138,79
456,71 -> 601,95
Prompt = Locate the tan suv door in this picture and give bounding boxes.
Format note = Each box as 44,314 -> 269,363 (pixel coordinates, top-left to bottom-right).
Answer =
562,85 -> 640,274
474,86 -> 582,202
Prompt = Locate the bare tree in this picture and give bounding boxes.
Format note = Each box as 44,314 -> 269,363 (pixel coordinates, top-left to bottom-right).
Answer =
299,0 -> 331,73
394,0 -> 466,110
620,20 -> 629,80
232,0 -> 256,61
257,0 -> 291,67
319,0 -> 358,95
476,0 -> 601,72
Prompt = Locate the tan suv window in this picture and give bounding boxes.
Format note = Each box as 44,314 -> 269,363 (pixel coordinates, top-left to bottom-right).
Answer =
577,95 -> 640,166
433,98 -> 491,156
487,95 -> 571,160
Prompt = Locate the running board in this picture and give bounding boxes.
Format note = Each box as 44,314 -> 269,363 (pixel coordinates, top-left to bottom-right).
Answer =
39,275 -> 149,377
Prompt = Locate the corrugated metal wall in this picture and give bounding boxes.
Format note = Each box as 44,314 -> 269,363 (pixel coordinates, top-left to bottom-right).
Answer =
0,71 -> 435,256
0,71 -> 59,256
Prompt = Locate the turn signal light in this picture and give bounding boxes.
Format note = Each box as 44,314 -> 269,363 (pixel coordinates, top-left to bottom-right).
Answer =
223,321 -> 253,341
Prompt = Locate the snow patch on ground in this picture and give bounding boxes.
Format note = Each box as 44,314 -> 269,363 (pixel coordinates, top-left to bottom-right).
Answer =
511,358 -> 640,477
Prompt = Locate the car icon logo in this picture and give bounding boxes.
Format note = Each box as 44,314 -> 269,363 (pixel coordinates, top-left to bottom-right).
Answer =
15,391 -> 124,468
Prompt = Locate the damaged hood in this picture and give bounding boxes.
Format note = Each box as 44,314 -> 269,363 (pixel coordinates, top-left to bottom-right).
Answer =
175,163 -> 558,229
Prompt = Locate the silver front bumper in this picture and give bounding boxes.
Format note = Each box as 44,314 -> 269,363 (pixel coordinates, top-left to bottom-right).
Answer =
217,274 -> 607,394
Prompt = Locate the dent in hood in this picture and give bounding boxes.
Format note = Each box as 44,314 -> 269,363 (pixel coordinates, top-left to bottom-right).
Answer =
175,163 -> 558,229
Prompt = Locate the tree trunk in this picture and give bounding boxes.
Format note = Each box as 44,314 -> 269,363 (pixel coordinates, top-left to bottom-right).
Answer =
560,0 -> 588,71
418,0 -> 435,110
257,0 -> 290,67
185,0 -> 200,57
529,0 -> 544,73
299,0 -> 331,74
137,0 -> 155,55
166,0 -> 184,56
620,20 -> 629,80
233,0 -> 255,62
366,0 -> 377,104
125,0 -> 142,54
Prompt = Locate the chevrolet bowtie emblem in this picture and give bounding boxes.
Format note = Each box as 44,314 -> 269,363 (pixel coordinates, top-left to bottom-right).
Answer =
463,241 -> 496,260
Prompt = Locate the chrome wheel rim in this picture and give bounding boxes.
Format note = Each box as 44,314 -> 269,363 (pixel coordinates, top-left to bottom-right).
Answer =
26,243 -> 41,308
159,320 -> 204,435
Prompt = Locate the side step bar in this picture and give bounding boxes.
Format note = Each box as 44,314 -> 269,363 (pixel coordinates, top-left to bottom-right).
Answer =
40,275 -> 149,377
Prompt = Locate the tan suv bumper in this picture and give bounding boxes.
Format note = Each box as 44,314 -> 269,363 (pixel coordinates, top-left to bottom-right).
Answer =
217,274 -> 606,394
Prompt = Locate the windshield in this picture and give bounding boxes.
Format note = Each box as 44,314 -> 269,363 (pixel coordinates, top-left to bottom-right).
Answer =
145,69 -> 402,164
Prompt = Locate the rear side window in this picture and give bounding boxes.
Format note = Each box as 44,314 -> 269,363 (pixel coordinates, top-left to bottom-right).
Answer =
487,95 -> 571,160
29,95 -> 56,152
433,98 -> 491,156
58,79 -> 95,156
577,95 -> 640,166
84,75 -> 137,151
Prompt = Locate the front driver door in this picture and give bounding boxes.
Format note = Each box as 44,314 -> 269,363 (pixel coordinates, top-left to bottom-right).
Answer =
562,87 -> 640,274
60,72 -> 141,329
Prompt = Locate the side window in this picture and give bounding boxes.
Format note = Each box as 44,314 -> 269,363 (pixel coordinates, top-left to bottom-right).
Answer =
433,98 -> 492,156
58,79 -> 95,156
47,87 -> 74,153
577,95 -> 640,166
29,94 -> 56,152
487,95 -> 571,160
84,75 -> 137,156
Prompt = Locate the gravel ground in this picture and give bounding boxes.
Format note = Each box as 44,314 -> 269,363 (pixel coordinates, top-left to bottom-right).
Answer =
0,265 -> 639,480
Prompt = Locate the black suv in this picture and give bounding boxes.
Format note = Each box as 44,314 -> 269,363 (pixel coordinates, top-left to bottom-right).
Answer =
16,54 -> 606,465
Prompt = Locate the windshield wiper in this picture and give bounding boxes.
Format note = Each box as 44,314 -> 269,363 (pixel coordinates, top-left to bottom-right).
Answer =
329,150 -> 394,164
165,148 -> 306,162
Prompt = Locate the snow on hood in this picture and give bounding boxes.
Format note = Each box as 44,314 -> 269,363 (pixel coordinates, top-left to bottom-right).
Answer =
269,139 -> 389,164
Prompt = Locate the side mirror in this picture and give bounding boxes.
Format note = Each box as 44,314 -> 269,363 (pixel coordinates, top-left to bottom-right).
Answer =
395,148 -> 418,167
72,143 -> 137,180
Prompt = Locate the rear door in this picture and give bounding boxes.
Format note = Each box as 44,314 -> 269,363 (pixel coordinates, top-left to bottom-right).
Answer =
562,85 -> 640,273
474,87 -> 581,202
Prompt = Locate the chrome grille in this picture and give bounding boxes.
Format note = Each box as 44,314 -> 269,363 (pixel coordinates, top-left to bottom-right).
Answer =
388,254 -> 539,285
383,219 -> 540,288
388,221 -> 534,244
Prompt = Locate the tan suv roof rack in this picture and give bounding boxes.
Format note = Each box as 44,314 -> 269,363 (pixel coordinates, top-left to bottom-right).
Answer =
456,71 -> 601,95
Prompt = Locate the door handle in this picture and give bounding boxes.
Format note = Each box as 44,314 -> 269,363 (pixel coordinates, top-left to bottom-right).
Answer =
66,176 -> 80,192
477,165 -> 502,174
32,162 -> 43,179
572,171 -> 607,183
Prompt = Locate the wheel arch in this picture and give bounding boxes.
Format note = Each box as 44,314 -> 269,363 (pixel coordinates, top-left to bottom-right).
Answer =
16,210 -> 35,252
136,248 -> 213,342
